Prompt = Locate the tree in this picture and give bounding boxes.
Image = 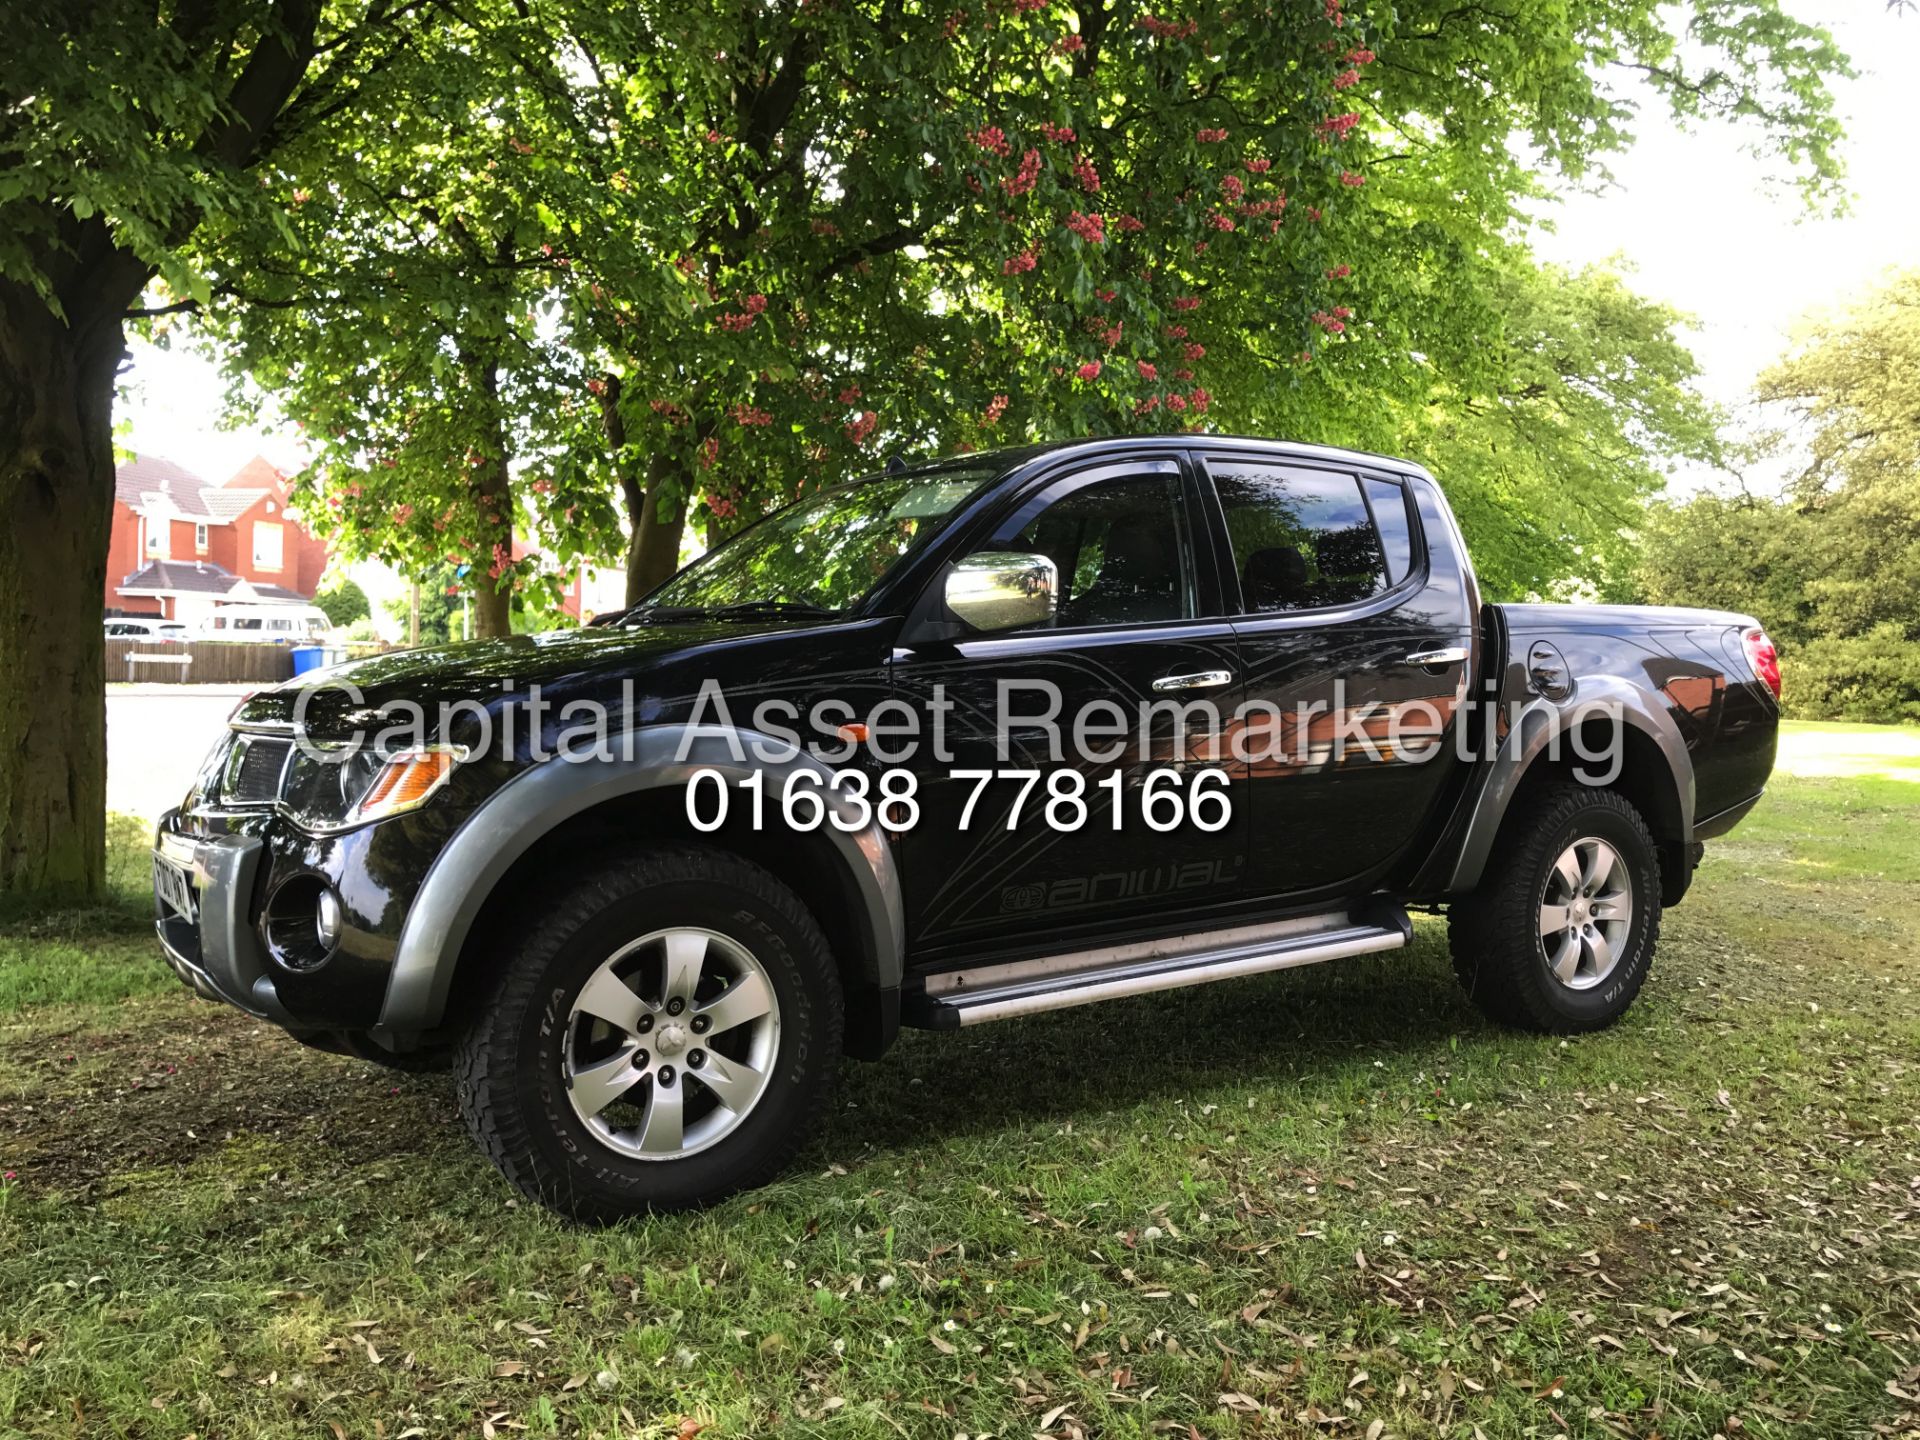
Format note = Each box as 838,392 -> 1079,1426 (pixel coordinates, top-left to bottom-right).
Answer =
313,576 -> 371,629
0,0 -> 442,899
0,0 -> 1861,899
1627,270 -> 1920,719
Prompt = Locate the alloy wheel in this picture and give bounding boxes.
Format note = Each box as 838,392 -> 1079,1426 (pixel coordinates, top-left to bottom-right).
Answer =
1538,836 -> 1634,991
561,927 -> 781,1159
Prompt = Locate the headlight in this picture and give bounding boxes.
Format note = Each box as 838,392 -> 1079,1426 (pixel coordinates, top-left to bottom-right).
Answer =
280,744 -> 466,832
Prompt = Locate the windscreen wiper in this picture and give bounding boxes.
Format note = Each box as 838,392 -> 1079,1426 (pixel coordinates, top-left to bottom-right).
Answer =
705,600 -> 839,620
620,600 -> 837,626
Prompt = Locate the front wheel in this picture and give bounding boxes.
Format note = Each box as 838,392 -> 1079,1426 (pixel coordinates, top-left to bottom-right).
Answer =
455,847 -> 843,1223
1448,784 -> 1662,1034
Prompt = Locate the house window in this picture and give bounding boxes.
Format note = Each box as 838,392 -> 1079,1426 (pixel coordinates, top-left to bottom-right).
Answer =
252,521 -> 284,570
194,522 -> 209,551
143,517 -> 169,560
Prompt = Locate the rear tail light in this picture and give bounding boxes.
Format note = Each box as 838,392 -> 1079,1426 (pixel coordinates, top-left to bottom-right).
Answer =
1741,627 -> 1782,700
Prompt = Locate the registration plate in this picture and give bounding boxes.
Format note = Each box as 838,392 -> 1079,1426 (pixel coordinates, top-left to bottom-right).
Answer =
153,852 -> 197,921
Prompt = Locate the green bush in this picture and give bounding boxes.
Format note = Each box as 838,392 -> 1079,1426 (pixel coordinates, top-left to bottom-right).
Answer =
1782,624 -> 1920,724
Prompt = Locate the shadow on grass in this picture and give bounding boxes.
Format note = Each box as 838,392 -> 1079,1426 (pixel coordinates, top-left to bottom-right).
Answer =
822,936 -> 1490,1158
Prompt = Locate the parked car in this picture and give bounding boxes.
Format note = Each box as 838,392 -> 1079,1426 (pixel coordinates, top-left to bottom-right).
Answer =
151,437 -> 1781,1221
195,604 -> 336,644
105,617 -> 187,640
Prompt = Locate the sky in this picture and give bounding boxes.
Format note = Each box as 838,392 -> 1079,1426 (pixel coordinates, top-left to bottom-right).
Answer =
116,2 -> 1920,502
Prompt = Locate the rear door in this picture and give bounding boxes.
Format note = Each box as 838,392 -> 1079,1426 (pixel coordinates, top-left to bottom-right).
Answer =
1199,452 -> 1471,902
890,455 -> 1249,956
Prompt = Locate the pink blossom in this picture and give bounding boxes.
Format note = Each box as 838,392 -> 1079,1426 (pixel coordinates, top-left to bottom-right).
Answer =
744,293 -> 768,314
845,410 -> 878,445
1207,210 -> 1236,231
1137,360 -> 1157,380
1171,295 -> 1202,312
1245,157 -> 1273,174
1039,123 -> 1077,143
530,478 -> 554,494
1312,310 -> 1346,333
1134,394 -> 1160,415
1065,209 -> 1105,243
944,9 -> 967,37
972,126 -> 1012,157
983,393 -> 1009,423
1345,47 -> 1375,64
1184,342 -> 1206,360
1166,392 -> 1188,412
1195,127 -> 1229,143
1221,173 -> 1245,201
1164,324 -> 1188,339
1332,67 -> 1360,90
1076,360 -> 1102,380
733,403 -> 773,426
1188,387 -> 1211,413
1003,148 -> 1043,197
1012,0 -> 1047,11
1340,170 -> 1366,186
1114,213 -> 1146,233
1002,247 -> 1039,275
705,128 -> 727,144
1056,32 -> 1086,52
1326,263 -> 1351,279
1317,113 -> 1360,142
719,311 -> 756,332
1095,287 -> 1117,303
1139,13 -> 1198,38
394,503 -> 415,525
699,435 -> 721,468
839,384 -> 863,404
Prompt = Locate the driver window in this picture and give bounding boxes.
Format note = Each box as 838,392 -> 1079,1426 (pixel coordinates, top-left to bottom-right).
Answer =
989,472 -> 1197,630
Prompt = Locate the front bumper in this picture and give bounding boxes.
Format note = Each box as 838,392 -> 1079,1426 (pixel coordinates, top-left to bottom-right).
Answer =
151,813 -> 296,1024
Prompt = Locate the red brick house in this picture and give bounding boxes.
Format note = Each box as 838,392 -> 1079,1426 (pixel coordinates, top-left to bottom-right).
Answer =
107,454 -> 331,624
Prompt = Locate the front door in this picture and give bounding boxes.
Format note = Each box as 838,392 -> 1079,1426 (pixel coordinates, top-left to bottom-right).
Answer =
890,457 -> 1249,957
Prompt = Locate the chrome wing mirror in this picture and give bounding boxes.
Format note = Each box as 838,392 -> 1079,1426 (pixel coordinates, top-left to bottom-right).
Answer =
944,551 -> 1059,633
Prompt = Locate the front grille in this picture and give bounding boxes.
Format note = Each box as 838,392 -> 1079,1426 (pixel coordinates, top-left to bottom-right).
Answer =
223,735 -> 293,805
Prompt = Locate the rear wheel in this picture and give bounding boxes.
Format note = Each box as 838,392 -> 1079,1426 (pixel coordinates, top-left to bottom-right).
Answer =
455,847 -> 842,1222
1448,784 -> 1661,1033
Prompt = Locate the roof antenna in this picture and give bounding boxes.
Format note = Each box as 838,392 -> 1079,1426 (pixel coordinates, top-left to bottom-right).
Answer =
885,454 -> 907,476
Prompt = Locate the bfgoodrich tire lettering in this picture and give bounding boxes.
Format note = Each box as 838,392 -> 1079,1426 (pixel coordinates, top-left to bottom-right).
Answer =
1447,784 -> 1662,1034
455,846 -> 842,1223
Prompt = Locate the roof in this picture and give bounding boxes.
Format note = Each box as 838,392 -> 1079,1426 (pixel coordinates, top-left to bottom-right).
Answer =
118,560 -> 315,603
118,560 -> 244,596
114,452 -> 284,523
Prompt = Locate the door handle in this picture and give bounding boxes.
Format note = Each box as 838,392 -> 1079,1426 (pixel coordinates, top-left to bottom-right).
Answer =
1405,646 -> 1469,668
1152,669 -> 1234,692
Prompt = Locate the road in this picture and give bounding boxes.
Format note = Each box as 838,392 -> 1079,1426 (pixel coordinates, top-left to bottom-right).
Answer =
107,683 -> 252,822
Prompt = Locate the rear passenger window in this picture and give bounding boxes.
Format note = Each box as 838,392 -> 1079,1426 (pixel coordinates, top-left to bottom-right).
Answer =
1363,478 -> 1414,586
1210,463 -> 1389,612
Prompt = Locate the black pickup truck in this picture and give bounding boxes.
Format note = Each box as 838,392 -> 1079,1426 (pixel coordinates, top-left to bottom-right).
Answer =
152,437 -> 1780,1221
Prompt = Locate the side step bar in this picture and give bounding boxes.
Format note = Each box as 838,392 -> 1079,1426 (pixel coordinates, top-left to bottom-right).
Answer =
903,907 -> 1411,1029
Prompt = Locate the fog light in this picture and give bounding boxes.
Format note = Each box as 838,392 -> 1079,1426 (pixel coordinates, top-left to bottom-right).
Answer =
265,876 -> 338,972
315,888 -> 343,949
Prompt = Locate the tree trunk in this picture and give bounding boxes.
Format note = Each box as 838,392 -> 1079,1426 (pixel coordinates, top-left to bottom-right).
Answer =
467,345 -> 516,639
0,280 -> 119,901
627,449 -> 691,600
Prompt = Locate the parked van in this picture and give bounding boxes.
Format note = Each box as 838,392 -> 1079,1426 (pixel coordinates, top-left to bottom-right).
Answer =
104,617 -> 188,640
195,605 -> 336,643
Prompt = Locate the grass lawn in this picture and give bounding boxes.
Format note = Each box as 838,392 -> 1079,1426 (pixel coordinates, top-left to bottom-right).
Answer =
2,727 -> 1917,1439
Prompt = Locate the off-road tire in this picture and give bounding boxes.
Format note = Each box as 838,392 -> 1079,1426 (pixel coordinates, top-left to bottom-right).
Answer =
1448,784 -> 1662,1034
454,846 -> 842,1223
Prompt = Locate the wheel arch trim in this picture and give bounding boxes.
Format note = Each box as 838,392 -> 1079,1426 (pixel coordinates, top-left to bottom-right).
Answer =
1444,678 -> 1695,896
375,725 -> 906,1033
